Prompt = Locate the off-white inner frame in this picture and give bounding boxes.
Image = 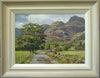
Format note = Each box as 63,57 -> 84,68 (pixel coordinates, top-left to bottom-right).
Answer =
1,1 -> 99,78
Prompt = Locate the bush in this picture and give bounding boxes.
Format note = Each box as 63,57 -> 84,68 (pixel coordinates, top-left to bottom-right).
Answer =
68,46 -> 75,50
52,48 -> 56,52
57,46 -> 64,51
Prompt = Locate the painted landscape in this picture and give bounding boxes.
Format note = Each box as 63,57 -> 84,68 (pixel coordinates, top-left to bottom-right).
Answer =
15,14 -> 85,64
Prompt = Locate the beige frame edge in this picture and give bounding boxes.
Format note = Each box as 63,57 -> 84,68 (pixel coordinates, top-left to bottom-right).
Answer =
0,0 -> 99,78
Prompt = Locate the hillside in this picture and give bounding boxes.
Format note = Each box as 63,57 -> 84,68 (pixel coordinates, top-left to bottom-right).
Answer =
72,32 -> 85,50
43,16 -> 85,42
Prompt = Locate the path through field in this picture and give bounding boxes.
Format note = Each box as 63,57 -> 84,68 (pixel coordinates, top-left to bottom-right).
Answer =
30,52 -> 59,64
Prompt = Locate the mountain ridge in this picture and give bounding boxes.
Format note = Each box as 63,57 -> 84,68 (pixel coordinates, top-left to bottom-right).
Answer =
42,16 -> 85,42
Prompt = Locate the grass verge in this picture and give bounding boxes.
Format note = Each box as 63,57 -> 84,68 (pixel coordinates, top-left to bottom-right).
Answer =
58,51 -> 85,60
46,53 -> 70,64
15,51 -> 30,64
22,54 -> 35,64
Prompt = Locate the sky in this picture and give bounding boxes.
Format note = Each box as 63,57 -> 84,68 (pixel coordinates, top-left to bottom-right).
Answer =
15,14 -> 85,28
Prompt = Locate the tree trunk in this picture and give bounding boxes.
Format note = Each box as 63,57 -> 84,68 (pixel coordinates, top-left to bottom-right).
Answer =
30,49 -> 33,54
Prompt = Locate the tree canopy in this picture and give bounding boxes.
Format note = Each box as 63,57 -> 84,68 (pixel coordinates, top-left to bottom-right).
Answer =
15,23 -> 46,53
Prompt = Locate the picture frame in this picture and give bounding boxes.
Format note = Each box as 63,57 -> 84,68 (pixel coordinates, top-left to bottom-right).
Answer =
0,0 -> 99,78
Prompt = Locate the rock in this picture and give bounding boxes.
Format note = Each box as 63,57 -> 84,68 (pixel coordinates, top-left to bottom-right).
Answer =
80,60 -> 85,63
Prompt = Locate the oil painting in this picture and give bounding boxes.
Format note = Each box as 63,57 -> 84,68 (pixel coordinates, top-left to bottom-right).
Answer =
15,14 -> 85,64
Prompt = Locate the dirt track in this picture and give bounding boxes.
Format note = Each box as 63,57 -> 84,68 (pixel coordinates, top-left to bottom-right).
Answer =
30,52 -> 59,64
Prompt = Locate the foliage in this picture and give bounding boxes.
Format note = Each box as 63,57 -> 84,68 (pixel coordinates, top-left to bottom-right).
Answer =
15,23 -> 46,52
57,46 -> 64,51
68,46 -> 75,50
74,34 -> 85,42
75,43 -> 85,50
52,48 -> 56,53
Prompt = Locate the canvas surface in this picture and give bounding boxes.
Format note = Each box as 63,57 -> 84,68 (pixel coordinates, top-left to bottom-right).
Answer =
15,14 -> 85,64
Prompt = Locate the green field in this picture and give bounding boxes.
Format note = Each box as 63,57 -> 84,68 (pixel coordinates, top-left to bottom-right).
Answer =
15,50 -> 42,64
15,51 -> 30,64
58,51 -> 85,60
46,50 -> 85,64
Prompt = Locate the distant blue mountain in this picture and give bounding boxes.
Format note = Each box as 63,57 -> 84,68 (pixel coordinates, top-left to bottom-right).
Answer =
15,28 -> 20,37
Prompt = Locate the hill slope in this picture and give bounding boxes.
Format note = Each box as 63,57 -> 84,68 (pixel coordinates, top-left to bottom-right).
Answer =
43,16 -> 85,42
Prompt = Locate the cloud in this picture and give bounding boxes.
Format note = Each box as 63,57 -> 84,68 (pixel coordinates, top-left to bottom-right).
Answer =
27,14 -> 70,25
27,15 -> 50,24
52,17 -> 69,23
15,15 -> 28,23
15,22 -> 25,28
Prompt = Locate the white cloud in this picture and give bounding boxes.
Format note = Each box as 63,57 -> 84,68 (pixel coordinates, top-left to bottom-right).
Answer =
52,17 -> 69,23
27,14 -> 70,25
15,22 -> 24,28
27,15 -> 50,24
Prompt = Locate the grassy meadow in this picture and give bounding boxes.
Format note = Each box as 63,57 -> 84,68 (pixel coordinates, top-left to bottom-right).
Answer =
15,51 -> 30,64
15,50 -> 43,64
59,51 -> 85,60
